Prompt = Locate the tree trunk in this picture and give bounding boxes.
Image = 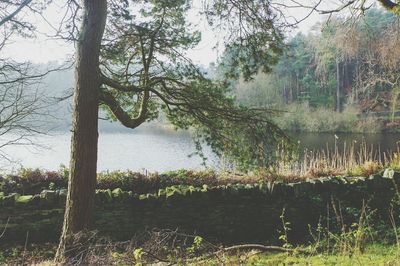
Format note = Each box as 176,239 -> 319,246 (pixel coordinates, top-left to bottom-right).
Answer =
356,63 -> 359,103
296,72 -> 299,100
55,0 -> 107,262
336,59 -> 341,112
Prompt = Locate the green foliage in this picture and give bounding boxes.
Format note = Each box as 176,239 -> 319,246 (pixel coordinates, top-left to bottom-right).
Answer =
57,164 -> 69,180
274,103 -> 380,133
187,236 -> 203,254
100,0 -> 289,170
133,248 -> 144,266
15,195 -> 33,204
48,182 -> 55,190
233,72 -> 284,108
206,0 -> 285,81
388,154 -> 400,171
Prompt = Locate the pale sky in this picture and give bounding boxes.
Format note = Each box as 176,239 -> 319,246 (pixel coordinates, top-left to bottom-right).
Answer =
2,1 -> 363,66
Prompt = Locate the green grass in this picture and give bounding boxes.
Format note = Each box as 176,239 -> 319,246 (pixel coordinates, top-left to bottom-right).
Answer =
200,245 -> 400,266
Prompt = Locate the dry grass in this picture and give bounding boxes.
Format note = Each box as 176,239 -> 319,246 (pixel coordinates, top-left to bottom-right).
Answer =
268,140 -> 400,181
36,261 -> 54,266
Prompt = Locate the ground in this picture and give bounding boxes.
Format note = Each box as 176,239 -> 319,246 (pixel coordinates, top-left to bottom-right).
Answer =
3,244 -> 398,265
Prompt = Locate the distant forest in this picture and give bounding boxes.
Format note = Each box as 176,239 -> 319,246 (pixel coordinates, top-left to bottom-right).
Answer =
217,8 -> 400,132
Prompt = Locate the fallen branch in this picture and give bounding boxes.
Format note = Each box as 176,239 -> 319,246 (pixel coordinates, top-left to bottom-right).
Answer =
142,250 -> 171,263
222,244 -> 295,253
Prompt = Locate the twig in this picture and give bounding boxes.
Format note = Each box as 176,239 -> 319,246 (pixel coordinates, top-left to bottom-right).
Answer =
0,217 -> 10,238
142,250 -> 171,263
22,231 -> 29,263
221,244 -> 301,253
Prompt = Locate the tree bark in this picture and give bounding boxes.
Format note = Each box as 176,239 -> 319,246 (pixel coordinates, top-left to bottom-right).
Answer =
336,59 -> 341,112
55,0 -> 107,262
296,72 -> 299,100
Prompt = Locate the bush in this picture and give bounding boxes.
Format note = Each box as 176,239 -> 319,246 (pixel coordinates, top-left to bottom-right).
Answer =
275,103 -> 381,133
276,103 -> 382,133
0,168 -> 249,195
0,168 -> 67,195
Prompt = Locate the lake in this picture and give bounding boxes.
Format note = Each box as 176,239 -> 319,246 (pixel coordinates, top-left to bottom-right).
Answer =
0,128 -> 399,172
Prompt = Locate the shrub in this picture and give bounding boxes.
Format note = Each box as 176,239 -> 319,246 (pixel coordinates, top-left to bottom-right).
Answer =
275,103 -> 381,133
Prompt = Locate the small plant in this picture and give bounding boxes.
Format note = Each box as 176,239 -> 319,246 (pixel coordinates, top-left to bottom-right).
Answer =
278,208 -> 293,250
327,200 -> 374,256
388,152 -> 400,171
362,161 -> 380,176
187,236 -> 203,254
58,164 -> 69,180
133,248 -> 144,266
48,182 -> 55,190
0,252 -> 4,264
308,218 -> 323,254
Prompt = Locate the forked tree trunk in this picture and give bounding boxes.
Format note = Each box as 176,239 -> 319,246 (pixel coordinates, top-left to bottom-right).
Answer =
55,0 -> 107,262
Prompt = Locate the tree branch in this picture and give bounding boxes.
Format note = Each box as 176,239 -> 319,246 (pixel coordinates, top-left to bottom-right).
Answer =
0,0 -> 33,27
99,89 -> 149,129
318,1 -> 356,14
101,74 -> 144,93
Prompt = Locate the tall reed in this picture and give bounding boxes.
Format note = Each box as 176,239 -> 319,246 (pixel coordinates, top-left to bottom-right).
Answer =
272,140 -> 400,179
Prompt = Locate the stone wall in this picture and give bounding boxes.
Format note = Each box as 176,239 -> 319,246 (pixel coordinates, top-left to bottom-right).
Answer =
1,169 -> 399,245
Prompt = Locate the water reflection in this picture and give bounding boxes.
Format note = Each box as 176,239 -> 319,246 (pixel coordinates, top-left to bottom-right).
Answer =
0,129 -> 399,172
0,128 -> 219,172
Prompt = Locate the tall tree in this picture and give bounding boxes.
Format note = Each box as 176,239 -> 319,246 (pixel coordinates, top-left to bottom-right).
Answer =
55,0 -> 289,261
55,0 -> 107,259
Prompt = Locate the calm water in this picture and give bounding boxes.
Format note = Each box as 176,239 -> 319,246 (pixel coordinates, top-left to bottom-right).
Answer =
0,128 -> 218,172
1,129 -> 399,172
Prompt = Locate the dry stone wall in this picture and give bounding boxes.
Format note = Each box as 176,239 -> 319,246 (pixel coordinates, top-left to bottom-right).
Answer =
0,169 -> 399,245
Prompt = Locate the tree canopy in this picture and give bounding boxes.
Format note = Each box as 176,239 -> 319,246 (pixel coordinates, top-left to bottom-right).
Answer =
95,0 -> 290,169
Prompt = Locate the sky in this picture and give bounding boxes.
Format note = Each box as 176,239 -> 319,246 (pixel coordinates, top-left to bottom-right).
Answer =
1,1 -> 357,66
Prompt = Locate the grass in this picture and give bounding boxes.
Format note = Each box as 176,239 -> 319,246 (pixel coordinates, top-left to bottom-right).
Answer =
212,245 -> 400,266
7,244 -> 398,265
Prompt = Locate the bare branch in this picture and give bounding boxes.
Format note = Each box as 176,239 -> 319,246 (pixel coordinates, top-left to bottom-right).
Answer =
0,0 -> 33,27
